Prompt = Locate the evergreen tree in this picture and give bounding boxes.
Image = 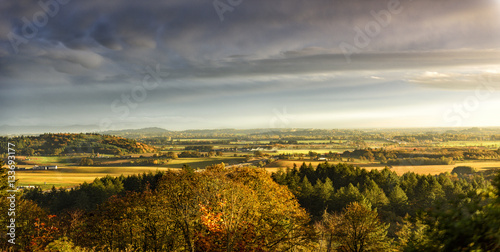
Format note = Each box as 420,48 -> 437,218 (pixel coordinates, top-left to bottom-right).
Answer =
317,202 -> 393,252
362,179 -> 389,209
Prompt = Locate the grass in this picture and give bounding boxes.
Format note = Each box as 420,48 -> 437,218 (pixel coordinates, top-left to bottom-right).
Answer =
229,141 -> 270,144
15,156 -> 246,189
24,156 -> 71,165
275,149 -> 352,154
177,138 -> 231,142
265,159 -> 500,176
436,141 -> 500,149
297,140 -> 334,144
15,148 -> 500,189
164,157 -> 245,168
16,166 -> 177,189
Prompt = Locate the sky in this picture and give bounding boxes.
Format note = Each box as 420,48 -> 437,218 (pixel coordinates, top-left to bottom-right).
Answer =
1,0 -> 500,133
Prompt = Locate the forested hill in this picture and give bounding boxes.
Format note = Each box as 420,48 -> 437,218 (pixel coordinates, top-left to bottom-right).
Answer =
0,133 -> 156,156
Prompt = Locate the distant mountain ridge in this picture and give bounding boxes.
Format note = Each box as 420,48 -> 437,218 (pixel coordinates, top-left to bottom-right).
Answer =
0,133 -> 156,156
104,127 -> 172,135
0,124 -> 101,136
3,124 -> 500,138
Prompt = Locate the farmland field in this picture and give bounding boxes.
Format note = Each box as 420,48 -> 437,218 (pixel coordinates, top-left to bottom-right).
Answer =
275,149 -> 353,154
7,129 -> 500,191
16,154 -> 500,189
264,159 -> 500,176
434,141 -> 500,149
15,156 -> 246,189
162,157 -> 245,168
16,166 -> 175,189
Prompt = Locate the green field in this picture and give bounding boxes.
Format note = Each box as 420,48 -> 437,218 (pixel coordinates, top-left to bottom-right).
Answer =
229,141 -> 271,144
16,156 -> 246,189
266,159 -> 500,176
297,140 -> 335,144
24,156 -> 72,165
10,132 -> 500,191
163,157 -> 245,168
177,138 -> 231,142
16,166 -> 173,189
275,149 -> 352,154
435,141 -> 500,149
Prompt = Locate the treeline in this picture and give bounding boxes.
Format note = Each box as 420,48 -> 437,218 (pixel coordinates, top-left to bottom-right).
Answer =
2,160 -> 500,251
129,127 -> 500,142
0,133 -> 156,156
271,162 -> 500,250
386,157 -> 454,166
342,148 -> 500,163
184,145 -> 214,151
279,148 -> 495,164
393,132 -> 500,143
141,138 -> 232,146
3,164 -> 313,251
272,162 -> 487,219
23,173 -> 165,213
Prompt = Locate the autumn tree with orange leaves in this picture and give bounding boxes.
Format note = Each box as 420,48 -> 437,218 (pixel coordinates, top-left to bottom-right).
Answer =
72,164 -> 314,251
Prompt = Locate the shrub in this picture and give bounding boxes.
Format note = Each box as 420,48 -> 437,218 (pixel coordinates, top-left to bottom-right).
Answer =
451,166 -> 477,175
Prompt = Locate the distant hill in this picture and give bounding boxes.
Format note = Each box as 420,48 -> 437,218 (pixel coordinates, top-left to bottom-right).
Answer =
0,133 -> 156,156
103,127 -> 172,138
0,124 -> 102,136
100,127 -> 500,140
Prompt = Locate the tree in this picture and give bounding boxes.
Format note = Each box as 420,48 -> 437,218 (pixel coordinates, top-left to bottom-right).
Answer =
254,150 -> 264,157
333,183 -> 364,212
300,177 -> 314,197
451,166 -> 477,175
74,166 -> 314,251
395,216 -> 433,252
313,178 -> 335,215
79,157 -> 93,166
387,185 -> 408,216
167,151 -> 178,159
362,179 -> 389,209
422,172 -> 500,251
317,202 -> 392,252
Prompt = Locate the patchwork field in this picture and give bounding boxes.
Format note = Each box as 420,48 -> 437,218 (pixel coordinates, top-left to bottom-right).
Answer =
15,156 -> 246,189
274,149 -> 352,154
16,166 -> 176,189
433,141 -> 500,148
264,159 -> 500,176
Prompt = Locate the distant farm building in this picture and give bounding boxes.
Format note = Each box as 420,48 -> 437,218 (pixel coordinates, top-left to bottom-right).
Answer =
32,165 -> 58,170
18,185 -> 37,189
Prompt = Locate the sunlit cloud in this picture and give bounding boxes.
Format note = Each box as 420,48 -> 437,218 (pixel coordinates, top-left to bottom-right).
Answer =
409,68 -> 500,90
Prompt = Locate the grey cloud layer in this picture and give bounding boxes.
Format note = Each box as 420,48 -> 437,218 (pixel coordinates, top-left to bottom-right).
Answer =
1,0 -> 500,130
1,0 -> 499,80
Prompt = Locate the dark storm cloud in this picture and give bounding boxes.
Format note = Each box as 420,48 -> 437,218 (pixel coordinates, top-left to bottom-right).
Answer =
1,0 -> 499,75
1,0 -> 500,130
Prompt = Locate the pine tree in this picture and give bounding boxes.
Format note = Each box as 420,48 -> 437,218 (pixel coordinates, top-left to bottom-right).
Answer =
363,179 -> 389,208
317,202 -> 393,252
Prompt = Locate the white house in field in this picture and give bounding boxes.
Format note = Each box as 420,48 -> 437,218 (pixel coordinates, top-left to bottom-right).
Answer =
32,165 -> 58,170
